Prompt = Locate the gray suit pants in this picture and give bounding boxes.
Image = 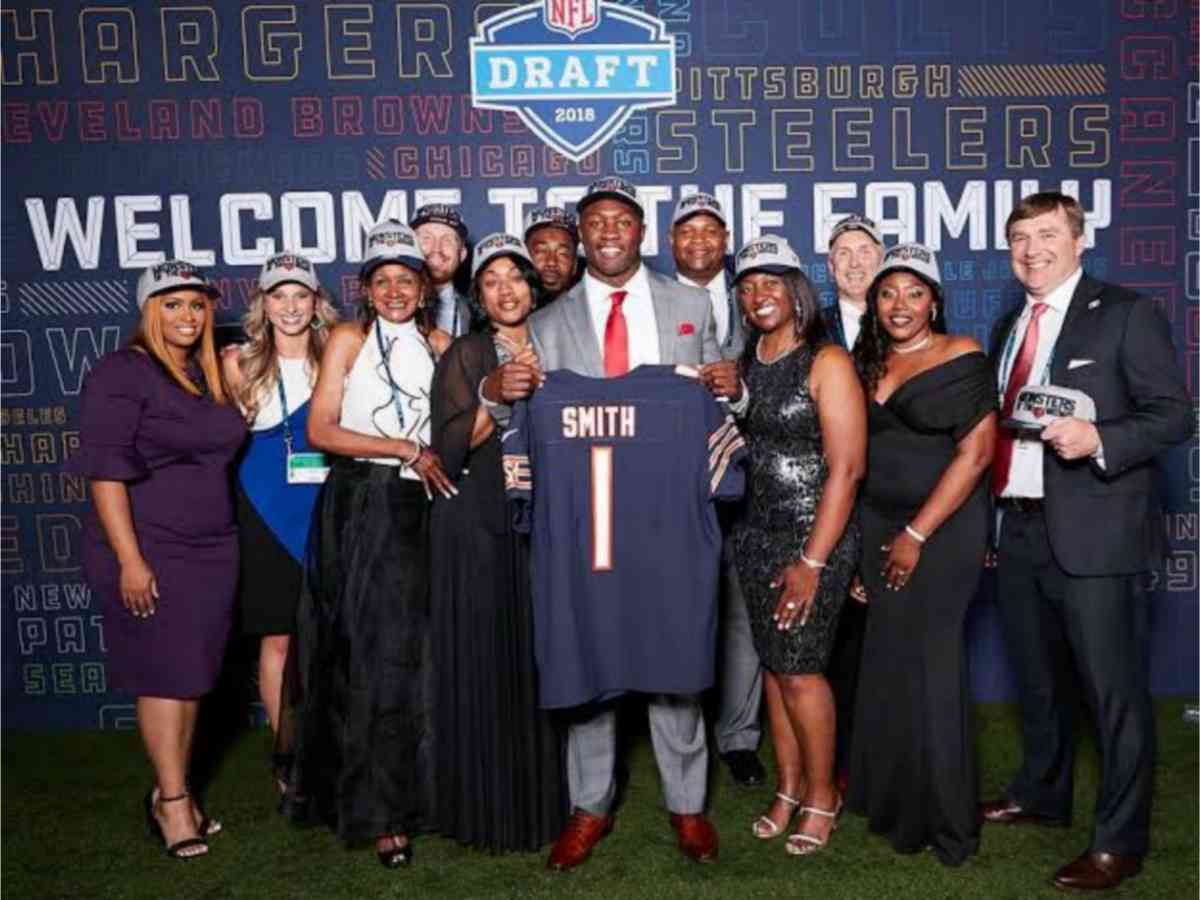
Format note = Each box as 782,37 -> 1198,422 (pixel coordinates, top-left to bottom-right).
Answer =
568,694 -> 708,815
715,542 -> 763,754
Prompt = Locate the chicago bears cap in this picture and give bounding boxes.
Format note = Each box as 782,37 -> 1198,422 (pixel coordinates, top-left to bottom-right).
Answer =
471,232 -> 534,279
360,219 -> 427,280
409,203 -> 469,242
258,252 -> 320,293
672,192 -> 727,228
732,235 -> 802,283
523,206 -> 578,242
829,213 -> 883,249
136,260 -> 219,310
576,176 -> 643,217
871,242 -> 942,289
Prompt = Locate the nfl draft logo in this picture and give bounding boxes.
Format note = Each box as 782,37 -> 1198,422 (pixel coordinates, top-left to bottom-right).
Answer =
470,0 -> 677,162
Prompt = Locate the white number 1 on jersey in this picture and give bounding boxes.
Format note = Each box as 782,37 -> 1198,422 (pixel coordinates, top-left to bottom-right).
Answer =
591,446 -> 613,571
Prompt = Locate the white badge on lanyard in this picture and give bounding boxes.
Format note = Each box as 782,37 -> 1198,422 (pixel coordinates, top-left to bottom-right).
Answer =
287,451 -> 329,484
277,366 -> 329,484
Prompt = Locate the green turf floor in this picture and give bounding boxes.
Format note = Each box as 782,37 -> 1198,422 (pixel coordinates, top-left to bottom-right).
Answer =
3,699 -> 1197,900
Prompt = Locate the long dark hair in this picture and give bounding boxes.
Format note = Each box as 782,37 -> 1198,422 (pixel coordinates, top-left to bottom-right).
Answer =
853,266 -> 948,394
467,254 -> 545,333
356,264 -> 435,337
737,268 -> 829,376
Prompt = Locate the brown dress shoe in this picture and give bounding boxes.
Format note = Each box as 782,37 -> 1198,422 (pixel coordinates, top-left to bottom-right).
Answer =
670,813 -> 719,863
546,809 -> 613,871
980,797 -> 1069,827
1052,851 -> 1142,891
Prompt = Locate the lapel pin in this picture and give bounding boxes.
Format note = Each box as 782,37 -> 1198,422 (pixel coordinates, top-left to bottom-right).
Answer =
1087,299 -> 1101,309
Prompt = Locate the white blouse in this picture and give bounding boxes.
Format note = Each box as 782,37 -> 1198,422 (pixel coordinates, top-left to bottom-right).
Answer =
339,317 -> 435,474
249,355 -> 314,431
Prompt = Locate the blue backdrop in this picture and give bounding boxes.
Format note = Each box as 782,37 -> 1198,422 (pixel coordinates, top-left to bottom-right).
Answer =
2,0 -> 1195,730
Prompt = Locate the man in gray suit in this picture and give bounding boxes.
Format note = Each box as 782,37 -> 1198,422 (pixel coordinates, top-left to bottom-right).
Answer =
493,176 -> 744,870
411,203 -> 472,337
668,192 -> 765,789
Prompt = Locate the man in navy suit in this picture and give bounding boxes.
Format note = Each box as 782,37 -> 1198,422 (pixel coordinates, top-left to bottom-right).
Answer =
818,212 -> 884,790
981,192 -> 1191,891
668,192 -> 765,789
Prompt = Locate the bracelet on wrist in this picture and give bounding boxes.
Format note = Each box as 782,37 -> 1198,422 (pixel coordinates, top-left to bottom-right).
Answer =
905,524 -> 927,544
800,552 -> 827,570
402,442 -> 422,467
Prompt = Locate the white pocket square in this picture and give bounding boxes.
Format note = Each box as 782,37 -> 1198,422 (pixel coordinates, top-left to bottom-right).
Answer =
1067,358 -> 1095,370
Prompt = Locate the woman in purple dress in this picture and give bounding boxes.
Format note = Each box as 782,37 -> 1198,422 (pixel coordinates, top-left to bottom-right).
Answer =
69,262 -> 246,860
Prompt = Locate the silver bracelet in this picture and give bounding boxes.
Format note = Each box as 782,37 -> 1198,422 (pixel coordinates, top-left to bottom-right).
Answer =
905,524 -> 927,544
800,552 -> 826,569
402,442 -> 422,467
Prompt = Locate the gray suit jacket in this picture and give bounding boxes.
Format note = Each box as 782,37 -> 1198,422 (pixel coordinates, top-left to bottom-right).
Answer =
530,265 -> 721,375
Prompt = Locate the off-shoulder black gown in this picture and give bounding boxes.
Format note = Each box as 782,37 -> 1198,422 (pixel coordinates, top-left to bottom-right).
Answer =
847,351 -> 996,867
429,332 -> 567,852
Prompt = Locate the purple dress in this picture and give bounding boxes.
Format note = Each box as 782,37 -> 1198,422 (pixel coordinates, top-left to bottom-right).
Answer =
68,349 -> 247,698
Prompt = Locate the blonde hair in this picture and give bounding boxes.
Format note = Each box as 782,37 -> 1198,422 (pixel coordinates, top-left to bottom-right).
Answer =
130,292 -> 228,404
234,285 -> 339,424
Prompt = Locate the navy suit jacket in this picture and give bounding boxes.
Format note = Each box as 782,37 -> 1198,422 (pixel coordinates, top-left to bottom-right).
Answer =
989,273 -> 1191,576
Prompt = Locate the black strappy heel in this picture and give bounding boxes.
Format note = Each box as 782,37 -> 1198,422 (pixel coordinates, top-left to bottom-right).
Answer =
144,790 -> 209,859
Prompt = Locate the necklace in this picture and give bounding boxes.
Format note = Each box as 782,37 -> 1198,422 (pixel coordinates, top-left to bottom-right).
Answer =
891,332 -> 932,354
756,337 -> 800,365
494,332 -> 531,357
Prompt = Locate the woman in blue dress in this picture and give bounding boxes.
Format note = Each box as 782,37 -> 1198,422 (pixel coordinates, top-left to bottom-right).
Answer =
222,252 -> 338,756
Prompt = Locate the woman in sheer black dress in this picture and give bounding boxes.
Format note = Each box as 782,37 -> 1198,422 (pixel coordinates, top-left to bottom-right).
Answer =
847,243 -> 997,867
429,233 -> 568,852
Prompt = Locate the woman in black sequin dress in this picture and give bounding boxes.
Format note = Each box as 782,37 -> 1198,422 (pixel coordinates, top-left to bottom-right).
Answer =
729,236 -> 866,857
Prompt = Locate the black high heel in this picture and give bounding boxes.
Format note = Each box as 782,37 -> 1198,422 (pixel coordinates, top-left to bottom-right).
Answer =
145,790 -> 209,860
376,834 -> 413,868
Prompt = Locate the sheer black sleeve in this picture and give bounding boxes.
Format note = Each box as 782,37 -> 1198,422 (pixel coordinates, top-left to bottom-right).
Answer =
431,333 -> 499,479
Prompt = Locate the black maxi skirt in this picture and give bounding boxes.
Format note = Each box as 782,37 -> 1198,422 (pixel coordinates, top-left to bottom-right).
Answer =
278,460 -> 436,843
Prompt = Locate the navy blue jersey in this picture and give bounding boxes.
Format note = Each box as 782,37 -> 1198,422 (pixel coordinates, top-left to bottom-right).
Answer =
502,366 -> 746,709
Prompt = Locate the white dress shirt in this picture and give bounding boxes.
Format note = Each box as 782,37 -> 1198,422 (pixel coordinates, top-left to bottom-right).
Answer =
837,298 -> 865,350
678,272 -> 731,347
584,264 -> 660,370
998,266 -> 1083,498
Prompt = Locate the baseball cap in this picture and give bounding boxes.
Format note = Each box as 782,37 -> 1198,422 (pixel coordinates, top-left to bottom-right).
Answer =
360,219 -> 426,280
136,260 -> 220,310
523,206 -> 578,242
829,213 -> 883,249
1003,384 -> 1097,435
471,232 -> 534,279
871,242 -> 941,290
672,192 -> 727,228
258,252 -> 320,293
732,235 -> 802,284
576,176 -> 643,217
409,203 -> 469,242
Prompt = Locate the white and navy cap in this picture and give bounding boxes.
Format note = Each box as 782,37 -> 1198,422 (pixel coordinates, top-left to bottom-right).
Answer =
258,252 -> 320,293
829,213 -> 883,249
577,176 -> 643,217
872,242 -> 941,289
1003,384 -> 1097,434
523,206 -> 578,242
732,235 -> 802,284
672,192 -> 726,228
471,232 -> 533,279
136,260 -> 219,310
360,219 -> 426,280
409,203 -> 469,241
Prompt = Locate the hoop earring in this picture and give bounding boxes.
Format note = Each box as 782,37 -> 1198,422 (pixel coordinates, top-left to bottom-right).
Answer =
930,306 -> 938,323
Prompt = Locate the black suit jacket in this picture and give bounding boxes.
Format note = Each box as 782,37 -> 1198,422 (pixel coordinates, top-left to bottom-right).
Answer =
989,273 -> 1191,576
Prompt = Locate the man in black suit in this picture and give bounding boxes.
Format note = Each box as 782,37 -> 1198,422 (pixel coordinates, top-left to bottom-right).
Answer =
982,192 -> 1191,891
667,192 -> 764,788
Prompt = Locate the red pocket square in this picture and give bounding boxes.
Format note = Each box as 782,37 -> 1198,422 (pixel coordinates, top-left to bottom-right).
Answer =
678,322 -> 695,336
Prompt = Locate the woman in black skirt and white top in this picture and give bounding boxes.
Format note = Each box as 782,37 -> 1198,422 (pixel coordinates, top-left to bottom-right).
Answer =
222,252 -> 338,753
281,219 -> 456,869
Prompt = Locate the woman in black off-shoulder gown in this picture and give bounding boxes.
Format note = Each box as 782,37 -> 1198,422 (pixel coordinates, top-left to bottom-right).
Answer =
848,243 -> 997,867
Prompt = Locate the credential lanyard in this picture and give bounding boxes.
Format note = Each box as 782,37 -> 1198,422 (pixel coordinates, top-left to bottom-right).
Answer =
276,366 -> 294,453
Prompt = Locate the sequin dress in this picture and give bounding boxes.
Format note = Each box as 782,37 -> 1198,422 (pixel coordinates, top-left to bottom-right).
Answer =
732,343 -> 858,674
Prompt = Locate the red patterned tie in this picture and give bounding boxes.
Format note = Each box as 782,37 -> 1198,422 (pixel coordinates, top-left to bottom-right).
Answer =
993,302 -> 1049,496
603,290 -> 629,377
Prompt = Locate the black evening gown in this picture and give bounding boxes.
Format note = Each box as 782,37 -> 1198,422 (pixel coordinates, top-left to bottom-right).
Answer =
429,332 -> 568,852
733,343 -> 859,674
848,351 -> 996,867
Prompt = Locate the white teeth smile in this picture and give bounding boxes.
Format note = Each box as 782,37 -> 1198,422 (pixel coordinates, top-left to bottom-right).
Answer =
599,247 -> 622,258
754,303 -> 778,318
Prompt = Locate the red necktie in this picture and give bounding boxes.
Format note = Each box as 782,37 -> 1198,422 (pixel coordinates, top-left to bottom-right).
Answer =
603,290 -> 629,377
993,302 -> 1049,496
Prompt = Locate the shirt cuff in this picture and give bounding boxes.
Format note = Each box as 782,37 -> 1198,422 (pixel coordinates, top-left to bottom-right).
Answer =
478,377 -> 499,411
728,381 -> 750,416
